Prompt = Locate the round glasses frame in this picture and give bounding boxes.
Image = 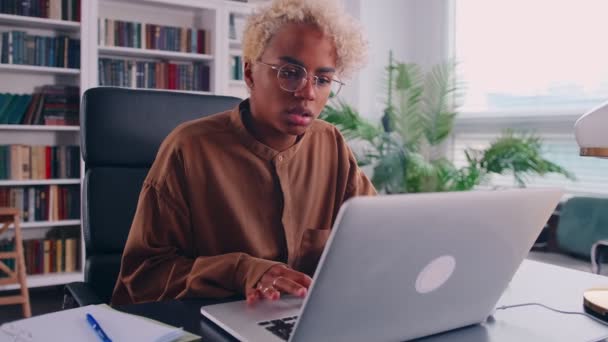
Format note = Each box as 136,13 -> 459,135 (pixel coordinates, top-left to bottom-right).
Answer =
257,61 -> 344,98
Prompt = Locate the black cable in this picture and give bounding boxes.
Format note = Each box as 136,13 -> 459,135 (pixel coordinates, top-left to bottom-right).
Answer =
496,302 -> 608,327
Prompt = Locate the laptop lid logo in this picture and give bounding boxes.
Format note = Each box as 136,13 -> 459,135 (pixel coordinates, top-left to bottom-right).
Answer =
415,255 -> 456,294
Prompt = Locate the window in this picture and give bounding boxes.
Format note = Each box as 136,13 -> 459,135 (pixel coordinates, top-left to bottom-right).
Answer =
453,0 -> 608,195
455,0 -> 608,113
452,131 -> 608,195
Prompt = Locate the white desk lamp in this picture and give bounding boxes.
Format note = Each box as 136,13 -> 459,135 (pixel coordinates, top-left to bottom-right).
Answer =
574,101 -> 608,322
575,101 -> 608,158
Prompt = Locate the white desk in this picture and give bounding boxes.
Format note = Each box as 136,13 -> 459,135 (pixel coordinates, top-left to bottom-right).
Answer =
419,260 -> 608,341
118,259 -> 608,341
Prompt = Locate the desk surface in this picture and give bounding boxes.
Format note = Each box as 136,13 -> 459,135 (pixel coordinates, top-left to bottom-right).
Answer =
116,260 -> 608,342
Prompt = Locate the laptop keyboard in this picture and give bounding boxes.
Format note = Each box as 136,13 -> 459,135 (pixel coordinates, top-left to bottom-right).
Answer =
258,316 -> 299,341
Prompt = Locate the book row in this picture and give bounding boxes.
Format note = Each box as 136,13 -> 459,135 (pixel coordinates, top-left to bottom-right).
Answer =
99,58 -> 211,92
0,145 -> 80,180
0,85 -> 79,126
99,18 -> 212,55
0,31 -> 80,68
0,235 -> 81,276
0,0 -> 80,22
0,185 -> 80,222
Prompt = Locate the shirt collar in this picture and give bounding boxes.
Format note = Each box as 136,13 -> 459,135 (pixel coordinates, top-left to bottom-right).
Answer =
228,99 -> 308,163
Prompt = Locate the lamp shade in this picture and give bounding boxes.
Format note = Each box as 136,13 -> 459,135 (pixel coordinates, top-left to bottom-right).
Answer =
575,100 -> 608,157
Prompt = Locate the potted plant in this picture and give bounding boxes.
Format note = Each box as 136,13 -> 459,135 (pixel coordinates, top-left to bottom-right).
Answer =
321,52 -> 574,193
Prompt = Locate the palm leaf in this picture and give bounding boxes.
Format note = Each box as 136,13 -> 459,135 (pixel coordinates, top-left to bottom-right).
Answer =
393,63 -> 425,151
421,63 -> 459,146
320,99 -> 381,142
371,147 -> 407,193
404,152 -> 438,192
478,130 -> 576,186
321,53 -> 573,194
449,150 -> 486,191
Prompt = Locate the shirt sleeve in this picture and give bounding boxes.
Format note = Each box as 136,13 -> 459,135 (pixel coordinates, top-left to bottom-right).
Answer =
111,184 -> 281,305
344,147 -> 378,199
111,133 -> 282,305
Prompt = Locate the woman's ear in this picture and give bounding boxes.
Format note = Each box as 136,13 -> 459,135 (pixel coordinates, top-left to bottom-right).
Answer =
244,61 -> 254,90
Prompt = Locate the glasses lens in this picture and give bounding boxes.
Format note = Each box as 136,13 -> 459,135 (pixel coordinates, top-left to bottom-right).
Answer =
329,79 -> 342,98
277,64 -> 307,91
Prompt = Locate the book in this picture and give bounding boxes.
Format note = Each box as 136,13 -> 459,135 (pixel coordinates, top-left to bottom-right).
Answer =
0,31 -> 80,68
0,0 -> 81,21
99,58 -> 210,92
0,304 -> 200,342
100,19 -> 210,54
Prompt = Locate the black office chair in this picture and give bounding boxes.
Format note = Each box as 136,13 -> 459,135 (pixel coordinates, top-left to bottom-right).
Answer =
63,87 -> 241,308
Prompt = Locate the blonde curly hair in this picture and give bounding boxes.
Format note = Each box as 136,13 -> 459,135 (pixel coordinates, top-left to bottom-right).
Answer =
242,0 -> 368,79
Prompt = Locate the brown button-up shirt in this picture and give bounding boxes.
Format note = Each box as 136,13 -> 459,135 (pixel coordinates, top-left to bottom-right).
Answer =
111,100 -> 377,305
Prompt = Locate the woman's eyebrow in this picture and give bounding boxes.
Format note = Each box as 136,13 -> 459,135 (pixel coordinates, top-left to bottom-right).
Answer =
279,56 -> 336,73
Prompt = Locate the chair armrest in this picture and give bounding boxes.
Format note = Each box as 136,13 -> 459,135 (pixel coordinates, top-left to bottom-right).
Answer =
532,203 -> 561,252
63,282 -> 104,309
591,240 -> 608,274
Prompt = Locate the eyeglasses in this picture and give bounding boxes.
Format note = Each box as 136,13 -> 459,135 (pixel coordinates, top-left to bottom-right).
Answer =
257,61 -> 344,98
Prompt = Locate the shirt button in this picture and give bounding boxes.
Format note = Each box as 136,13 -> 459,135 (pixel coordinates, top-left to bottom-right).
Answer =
277,156 -> 284,162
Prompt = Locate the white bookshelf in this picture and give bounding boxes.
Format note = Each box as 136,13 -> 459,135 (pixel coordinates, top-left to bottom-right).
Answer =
0,125 -> 80,132
0,64 -> 80,75
109,86 -> 213,96
229,80 -> 245,87
165,89 -> 213,95
19,220 -> 82,229
0,179 -> 81,186
87,0 -> 222,94
79,0 -> 262,97
223,2 -> 254,99
0,272 -> 83,291
0,0 -> 262,291
0,13 -> 80,31
0,8 -> 84,290
98,46 -> 214,62
2,220 -> 81,229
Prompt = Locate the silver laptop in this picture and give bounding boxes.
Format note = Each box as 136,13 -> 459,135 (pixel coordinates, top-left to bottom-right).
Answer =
200,188 -> 563,342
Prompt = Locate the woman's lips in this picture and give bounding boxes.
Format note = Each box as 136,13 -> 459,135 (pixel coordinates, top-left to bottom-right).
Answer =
286,113 -> 312,126
285,107 -> 312,126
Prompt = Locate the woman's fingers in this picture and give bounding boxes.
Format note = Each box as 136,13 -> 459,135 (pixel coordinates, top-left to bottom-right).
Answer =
249,264 -> 312,306
246,288 -> 261,305
272,276 -> 307,297
280,268 -> 313,288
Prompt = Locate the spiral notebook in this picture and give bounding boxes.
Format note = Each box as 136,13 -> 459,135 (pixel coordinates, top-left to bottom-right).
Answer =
0,304 -> 200,342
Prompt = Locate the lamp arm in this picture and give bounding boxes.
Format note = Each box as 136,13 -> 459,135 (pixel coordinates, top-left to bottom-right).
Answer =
590,240 -> 608,274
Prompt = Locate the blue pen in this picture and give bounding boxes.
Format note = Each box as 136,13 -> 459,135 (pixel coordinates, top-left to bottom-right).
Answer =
86,313 -> 113,342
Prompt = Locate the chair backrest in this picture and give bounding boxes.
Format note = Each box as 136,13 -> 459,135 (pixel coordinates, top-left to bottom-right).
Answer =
556,196 -> 608,259
81,87 -> 241,303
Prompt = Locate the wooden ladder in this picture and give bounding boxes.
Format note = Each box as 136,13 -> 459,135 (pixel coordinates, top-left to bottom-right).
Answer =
0,208 -> 31,318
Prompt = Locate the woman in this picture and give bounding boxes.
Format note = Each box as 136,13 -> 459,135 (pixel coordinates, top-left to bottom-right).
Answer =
111,0 -> 375,306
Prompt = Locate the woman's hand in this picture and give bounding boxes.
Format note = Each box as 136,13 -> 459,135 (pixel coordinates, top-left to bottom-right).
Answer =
246,264 -> 312,305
